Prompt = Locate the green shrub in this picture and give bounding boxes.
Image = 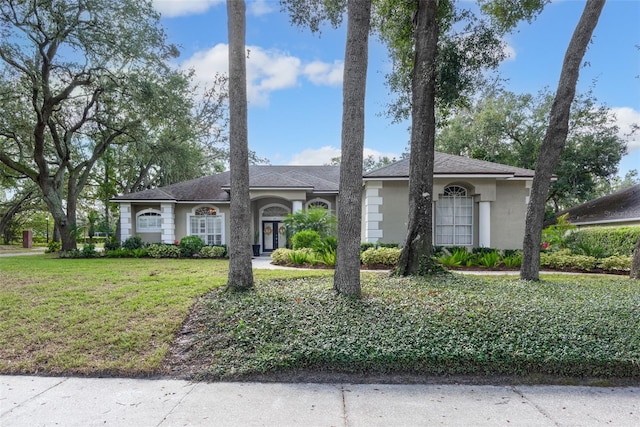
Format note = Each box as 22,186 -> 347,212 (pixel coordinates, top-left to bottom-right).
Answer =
180,235 -> 205,257
597,255 -> 632,271
377,242 -> 399,249
200,246 -> 226,258
540,250 -> 597,271
81,244 -> 99,258
291,230 -> 321,250
104,236 -> 120,252
478,250 -> 500,268
541,213 -> 575,251
289,248 -> 315,265
313,236 -> 337,266
438,247 -> 473,267
122,236 -> 144,250
104,248 -> 133,258
502,252 -> 522,268
271,248 -> 293,264
147,243 -> 182,258
472,247 -> 497,255
45,240 -> 61,253
360,242 -> 376,252
361,247 -> 401,267
283,207 -> 337,238
132,248 -> 148,258
565,226 -> 640,257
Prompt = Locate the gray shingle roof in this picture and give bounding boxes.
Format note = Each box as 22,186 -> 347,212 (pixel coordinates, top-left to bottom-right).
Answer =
561,184 -> 640,225
364,152 -> 536,178
113,165 -> 340,202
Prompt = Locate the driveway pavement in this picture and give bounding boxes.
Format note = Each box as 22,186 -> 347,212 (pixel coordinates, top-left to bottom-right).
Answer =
2,375 -> 639,426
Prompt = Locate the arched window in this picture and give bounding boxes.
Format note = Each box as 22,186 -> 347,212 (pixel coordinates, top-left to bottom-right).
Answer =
136,209 -> 161,232
306,198 -> 331,210
435,185 -> 473,245
188,205 -> 224,245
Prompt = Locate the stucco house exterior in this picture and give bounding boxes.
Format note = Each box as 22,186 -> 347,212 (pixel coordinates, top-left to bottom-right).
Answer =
112,152 -> 536,252
558,184 -> 640,228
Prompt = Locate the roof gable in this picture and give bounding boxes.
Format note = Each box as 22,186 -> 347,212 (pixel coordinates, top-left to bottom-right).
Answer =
561,184 -> 640,225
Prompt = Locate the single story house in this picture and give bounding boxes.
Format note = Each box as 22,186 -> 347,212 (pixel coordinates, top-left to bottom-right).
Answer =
558,184 -> 640,228
112,152 -> 536,252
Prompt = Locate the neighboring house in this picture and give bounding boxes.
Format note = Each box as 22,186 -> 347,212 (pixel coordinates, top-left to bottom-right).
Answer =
558,184 -> 640,228
112,152 -> 536,252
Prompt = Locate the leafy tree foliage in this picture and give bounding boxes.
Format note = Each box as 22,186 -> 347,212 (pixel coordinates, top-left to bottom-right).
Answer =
0,0 -> 178,250
436,89 -> 627,212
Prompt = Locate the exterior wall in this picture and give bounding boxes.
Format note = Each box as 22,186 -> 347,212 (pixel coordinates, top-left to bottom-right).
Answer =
174,203 -> 231,245
130,203 -> 161,243
370,178 -> 530,249
376,180 -> 409,244
490,180 -> 529,249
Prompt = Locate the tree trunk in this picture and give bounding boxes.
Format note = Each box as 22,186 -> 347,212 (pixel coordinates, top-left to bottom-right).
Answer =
631,236 -> 640,280
226,0 -> 254,291
333,0 -> 371,297
396,0 -> 438,276
520,0 -> 605,281
0,190 -> 34,239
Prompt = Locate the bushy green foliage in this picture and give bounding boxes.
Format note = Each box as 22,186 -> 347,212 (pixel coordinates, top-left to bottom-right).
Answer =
200,246 -> 226,258
540,250 -> 597,271
179,235 -> 205,257
541,213 -> 575,251
104,236 -> 120,252
122,236 -> 144,250
270,248 -> 293,264
313,236 -> 337,266
283,207 -> 337,238
45,240 -> 61,253
478,250 -> 500,267
565,226 -> 640,257
360,242 -> 376,252
81,244 -> 99,258
147,243 -> 182,259
361,247 -> 401,267
183,275 -> 640,381
502,252 -> 522,268
597,255 -> 632,271
438,247 -> 474,267
104,248 -> 134,258
289,248 -> 316,265
291,230 -> 321,250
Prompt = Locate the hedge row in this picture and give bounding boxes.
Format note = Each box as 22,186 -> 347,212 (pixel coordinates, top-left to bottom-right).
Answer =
564,226 -> 640,257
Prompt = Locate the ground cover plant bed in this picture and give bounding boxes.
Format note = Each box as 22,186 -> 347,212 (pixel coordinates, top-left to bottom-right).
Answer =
165,273 -> 640,383
0,255 -> 331,376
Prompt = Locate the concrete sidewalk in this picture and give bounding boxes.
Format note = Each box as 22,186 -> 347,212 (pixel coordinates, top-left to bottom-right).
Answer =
2,376 -> 639,426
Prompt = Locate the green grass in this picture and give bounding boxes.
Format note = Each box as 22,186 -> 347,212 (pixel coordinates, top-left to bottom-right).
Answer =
180,273 -> 640,381
0,255 -> 330,376
2,255 -> 639,382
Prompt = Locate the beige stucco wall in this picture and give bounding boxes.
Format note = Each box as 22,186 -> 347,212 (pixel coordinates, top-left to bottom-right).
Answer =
174,203 -> 231,245
367,178 -> 530,249
491,180 -> 529,249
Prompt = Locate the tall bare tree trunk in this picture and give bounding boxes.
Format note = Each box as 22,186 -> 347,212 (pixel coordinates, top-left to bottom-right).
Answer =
396,0 -> 438,276
521,0 -> 605,281
631,236 -> 640,280
226,0 -> 254,291
333,0 -> 371,297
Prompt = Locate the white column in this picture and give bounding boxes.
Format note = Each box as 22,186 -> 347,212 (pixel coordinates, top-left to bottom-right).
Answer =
161,203 -> 175,243
365,181 -> 383,243
120,203 -> 132,242
292,200 -> 303,213
478,201 -> 491,248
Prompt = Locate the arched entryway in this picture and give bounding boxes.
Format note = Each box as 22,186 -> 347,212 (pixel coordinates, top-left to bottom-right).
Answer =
259,203 -> 290,252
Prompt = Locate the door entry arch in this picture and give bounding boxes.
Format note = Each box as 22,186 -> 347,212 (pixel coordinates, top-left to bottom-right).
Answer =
259,203 -> 290,253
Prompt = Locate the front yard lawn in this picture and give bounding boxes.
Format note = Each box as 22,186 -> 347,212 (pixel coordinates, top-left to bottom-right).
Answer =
1,255 -> 639,383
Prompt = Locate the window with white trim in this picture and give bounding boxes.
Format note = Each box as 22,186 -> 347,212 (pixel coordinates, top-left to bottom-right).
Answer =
306,198 -> 331,210
435,185 -> 473,245
136,210 -> 162,232
189,206 -> 224,246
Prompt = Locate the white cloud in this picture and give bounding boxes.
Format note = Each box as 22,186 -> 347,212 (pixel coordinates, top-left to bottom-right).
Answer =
303,60 -> 344,86
248,0 -> 274,16
180,44 -> 343,106
503,43 -> 516,61
609,107 -> 640,153
152,0 -> 223,18
288,146 -> 400,166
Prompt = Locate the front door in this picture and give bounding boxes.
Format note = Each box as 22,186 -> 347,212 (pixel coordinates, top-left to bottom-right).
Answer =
262,221 -> 286,252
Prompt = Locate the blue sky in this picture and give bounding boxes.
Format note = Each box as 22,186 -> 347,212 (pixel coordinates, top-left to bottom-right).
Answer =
152,0 -> 640,177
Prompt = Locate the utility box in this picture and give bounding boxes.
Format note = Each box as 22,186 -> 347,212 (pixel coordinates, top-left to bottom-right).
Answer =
22,230 -> 33,249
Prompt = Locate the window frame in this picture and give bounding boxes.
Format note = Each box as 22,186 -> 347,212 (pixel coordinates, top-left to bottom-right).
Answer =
435,185 -> 473,246
187,205 -> 225,246
136,209 -> 162,233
